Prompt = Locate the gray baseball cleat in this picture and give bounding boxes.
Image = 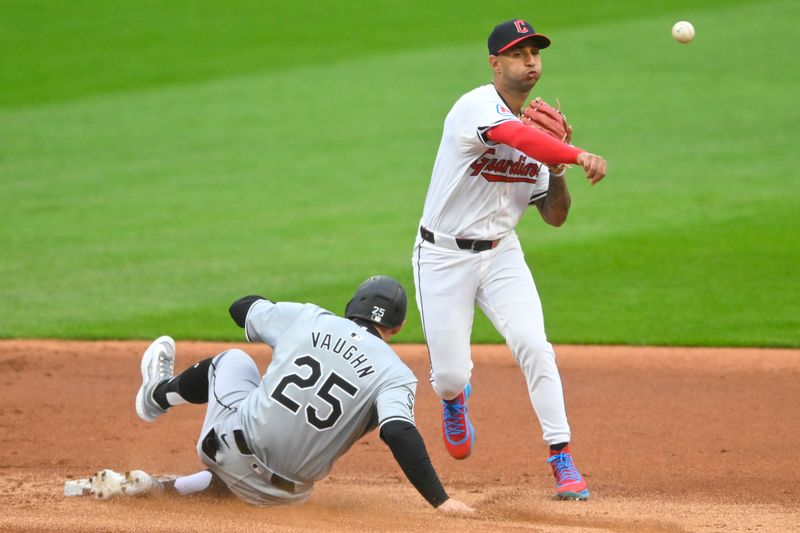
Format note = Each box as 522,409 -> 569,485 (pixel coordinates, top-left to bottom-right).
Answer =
135,335 -> 176,422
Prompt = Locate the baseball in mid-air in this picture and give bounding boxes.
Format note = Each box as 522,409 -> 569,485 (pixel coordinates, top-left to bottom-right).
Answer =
671,21 -> 695,44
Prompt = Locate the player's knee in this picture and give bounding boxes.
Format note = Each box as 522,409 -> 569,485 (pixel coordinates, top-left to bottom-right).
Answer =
222,348 -> 249,359
215,349 -> 258,375
432,367 -> 471,400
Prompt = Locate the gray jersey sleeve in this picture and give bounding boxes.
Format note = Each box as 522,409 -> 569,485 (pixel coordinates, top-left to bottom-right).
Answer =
244,300 -> 308,347
377,382 -> 417,427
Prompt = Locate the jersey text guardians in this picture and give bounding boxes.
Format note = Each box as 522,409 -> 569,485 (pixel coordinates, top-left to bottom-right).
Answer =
469,149 -> 541,184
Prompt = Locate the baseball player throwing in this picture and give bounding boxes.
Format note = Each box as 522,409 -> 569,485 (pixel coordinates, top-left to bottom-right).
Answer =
412,19 -> 606,500
90,276 -> 473,516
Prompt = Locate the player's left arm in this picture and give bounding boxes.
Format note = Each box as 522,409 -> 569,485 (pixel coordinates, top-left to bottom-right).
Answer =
380,420 -> 448,507
375,380 -> 474,514
380,420 -> 474,515
534,173 -> 571,227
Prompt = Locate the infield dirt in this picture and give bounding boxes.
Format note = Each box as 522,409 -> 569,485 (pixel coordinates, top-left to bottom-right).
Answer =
1,341 -> 798,532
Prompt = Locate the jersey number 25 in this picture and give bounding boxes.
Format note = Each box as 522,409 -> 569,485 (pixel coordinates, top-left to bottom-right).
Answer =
270,355 -> 359,431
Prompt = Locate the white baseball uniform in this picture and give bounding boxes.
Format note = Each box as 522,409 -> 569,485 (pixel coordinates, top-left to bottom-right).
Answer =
412,83 -> 570,445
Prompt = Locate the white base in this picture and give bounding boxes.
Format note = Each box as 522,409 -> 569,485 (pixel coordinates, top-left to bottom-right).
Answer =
64,478 -> 92,497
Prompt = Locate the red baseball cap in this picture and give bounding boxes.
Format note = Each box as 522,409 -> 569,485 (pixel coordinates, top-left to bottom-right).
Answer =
488,19 -> 551,55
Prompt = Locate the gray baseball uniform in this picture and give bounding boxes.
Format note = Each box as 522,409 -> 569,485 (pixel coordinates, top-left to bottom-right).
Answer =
196,300 -> 417,505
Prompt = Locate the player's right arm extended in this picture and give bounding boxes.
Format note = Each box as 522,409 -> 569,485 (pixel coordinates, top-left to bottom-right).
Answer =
486,121 -> 607,184
486,120 -> 583,165
380,420 -> 473,514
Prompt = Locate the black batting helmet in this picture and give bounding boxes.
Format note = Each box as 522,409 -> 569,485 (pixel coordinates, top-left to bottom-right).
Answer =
344,276 -> 407,328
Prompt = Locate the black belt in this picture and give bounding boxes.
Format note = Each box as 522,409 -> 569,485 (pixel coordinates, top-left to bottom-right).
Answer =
201,428 -> 299,494
420,226 -> 499,252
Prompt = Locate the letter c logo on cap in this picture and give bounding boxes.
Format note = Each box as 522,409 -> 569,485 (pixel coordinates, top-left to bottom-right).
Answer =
514,20 -> 529,33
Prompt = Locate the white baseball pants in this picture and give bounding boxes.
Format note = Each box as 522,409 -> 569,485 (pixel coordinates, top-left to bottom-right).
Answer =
412,230 -> 571,445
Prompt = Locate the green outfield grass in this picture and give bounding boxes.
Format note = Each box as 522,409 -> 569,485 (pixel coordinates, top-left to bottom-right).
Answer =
1,0 -> 798,345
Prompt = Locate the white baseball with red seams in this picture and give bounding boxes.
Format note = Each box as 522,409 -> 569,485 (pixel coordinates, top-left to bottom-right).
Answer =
412,83 -> 571,446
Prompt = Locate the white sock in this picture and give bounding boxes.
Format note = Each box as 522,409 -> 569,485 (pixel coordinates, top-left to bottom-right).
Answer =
165,391 -> 188,406
173,470 -> 213,495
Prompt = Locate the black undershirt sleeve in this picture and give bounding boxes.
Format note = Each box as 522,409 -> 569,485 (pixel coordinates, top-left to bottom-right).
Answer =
228,295 -> 267,328
380,420 -> 448,507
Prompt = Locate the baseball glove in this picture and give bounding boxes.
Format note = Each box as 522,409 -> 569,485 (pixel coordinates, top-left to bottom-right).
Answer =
520,97 -> 571,143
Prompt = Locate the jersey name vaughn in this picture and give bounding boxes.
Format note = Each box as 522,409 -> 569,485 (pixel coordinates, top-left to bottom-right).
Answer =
311,330 -> 375,378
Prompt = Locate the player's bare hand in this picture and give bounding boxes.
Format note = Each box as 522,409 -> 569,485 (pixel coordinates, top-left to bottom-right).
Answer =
437,498 -> 476,517
576,152 -> 606,185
